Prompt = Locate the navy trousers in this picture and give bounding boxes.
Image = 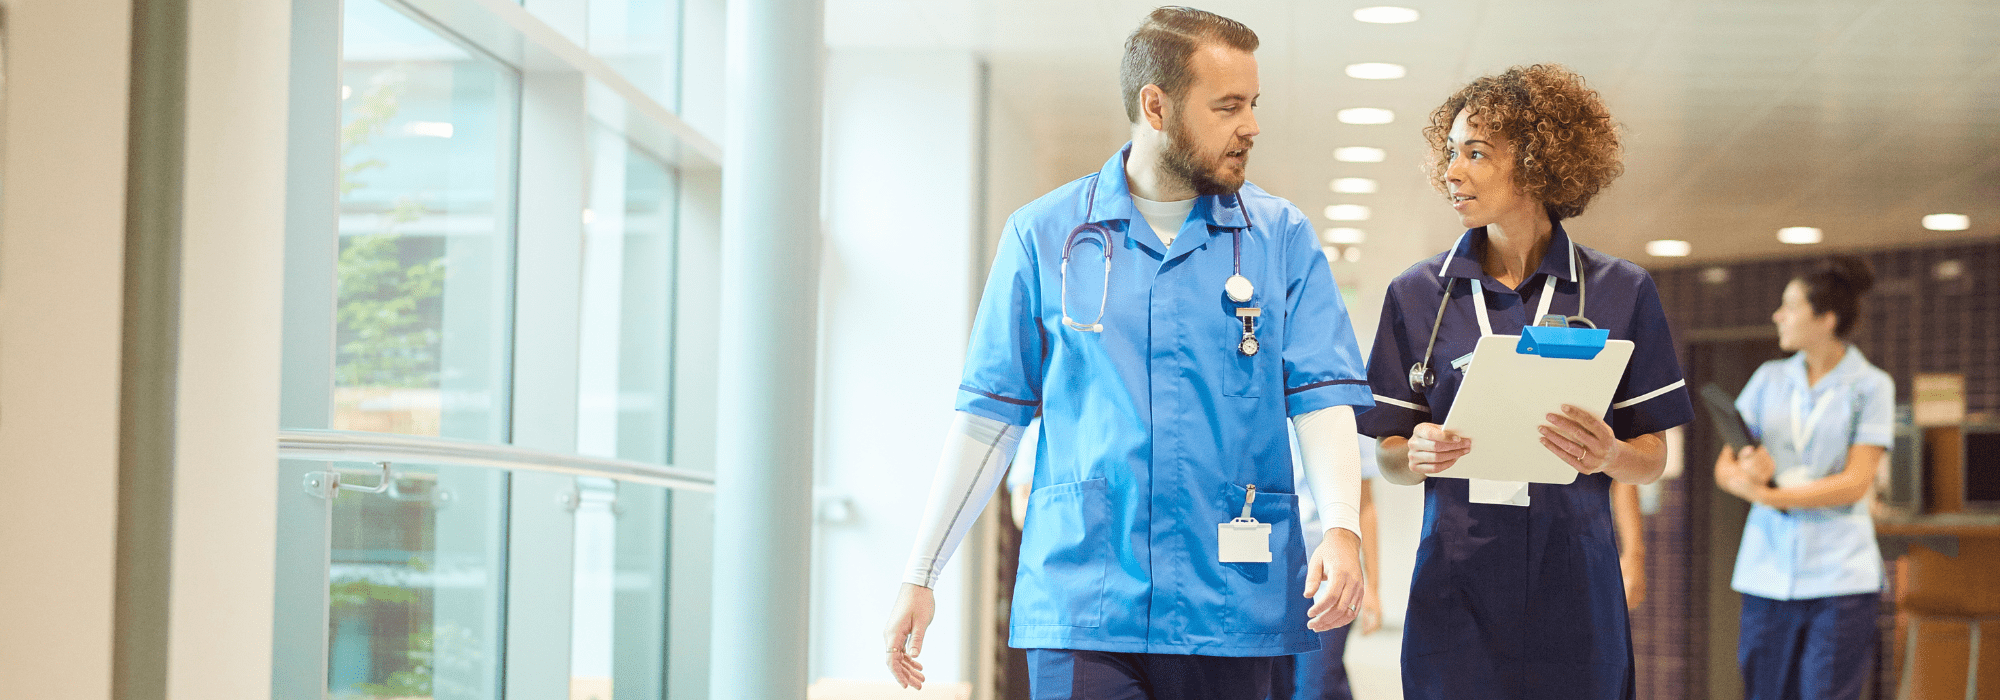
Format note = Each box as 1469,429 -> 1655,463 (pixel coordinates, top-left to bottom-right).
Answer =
1738,592 -> 1878,700
1270,626 -> 1353,700
1027,649 -> 1275,700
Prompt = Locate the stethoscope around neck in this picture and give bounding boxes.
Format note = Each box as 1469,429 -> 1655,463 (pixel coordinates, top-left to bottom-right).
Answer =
1060,176 -> 1262,353
1406,232 -> 1597,394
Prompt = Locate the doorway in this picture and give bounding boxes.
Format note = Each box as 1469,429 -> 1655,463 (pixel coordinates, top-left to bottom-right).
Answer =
1685,330 -> 1787,700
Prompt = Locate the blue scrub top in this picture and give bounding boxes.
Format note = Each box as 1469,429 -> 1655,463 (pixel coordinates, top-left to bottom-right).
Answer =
1731,347 -> 1893,600
1358,224 -> 1694,700
959,145 -> 1374,656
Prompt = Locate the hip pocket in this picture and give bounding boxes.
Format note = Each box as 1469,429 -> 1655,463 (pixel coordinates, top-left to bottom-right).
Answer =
1011,478 -> 1113,628
1222,484 -> 1306,633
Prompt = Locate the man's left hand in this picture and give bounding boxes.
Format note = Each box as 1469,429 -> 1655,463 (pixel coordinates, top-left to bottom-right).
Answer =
1304,528 -> 1364,632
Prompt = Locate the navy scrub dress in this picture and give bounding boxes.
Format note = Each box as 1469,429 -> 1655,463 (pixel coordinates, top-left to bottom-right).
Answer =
1358,225 -> 1694,700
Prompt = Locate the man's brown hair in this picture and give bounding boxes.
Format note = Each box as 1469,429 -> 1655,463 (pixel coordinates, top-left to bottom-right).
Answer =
1120,7 -> 1260,124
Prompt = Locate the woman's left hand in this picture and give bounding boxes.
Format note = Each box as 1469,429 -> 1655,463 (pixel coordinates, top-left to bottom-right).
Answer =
1540,404 -> 1618,475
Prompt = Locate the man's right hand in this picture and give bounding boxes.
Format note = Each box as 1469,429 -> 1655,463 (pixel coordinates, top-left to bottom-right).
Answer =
883,583 -> 935,689
1408,422 -> 1471,475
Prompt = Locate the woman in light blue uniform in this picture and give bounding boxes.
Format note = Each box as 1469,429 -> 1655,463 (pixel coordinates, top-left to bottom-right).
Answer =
1715,256 -> 1891,700
1360,65 -> 1694,700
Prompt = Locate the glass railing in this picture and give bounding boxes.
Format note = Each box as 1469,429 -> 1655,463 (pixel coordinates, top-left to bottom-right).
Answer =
275,429 -> 712,700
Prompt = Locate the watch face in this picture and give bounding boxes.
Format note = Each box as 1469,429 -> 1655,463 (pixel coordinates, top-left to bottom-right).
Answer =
1240,336 -> 1259,356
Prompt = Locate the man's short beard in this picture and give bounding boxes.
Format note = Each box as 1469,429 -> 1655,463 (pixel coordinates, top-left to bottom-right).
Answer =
1158,107 -> 1245,196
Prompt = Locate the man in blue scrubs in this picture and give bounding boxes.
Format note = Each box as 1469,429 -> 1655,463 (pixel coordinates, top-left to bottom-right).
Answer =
881,8 -> 1376,700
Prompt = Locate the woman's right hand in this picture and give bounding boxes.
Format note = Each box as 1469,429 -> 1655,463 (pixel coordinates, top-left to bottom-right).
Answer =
1408,422 -> 1472,475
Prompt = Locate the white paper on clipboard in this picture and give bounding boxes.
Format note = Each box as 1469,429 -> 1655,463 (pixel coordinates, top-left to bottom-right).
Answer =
1440,334 -> 1635,485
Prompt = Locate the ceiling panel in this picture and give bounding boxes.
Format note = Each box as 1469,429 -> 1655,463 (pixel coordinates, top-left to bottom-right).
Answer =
828,0 -> 2000,273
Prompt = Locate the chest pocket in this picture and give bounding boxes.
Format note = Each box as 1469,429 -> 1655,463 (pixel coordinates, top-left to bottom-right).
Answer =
1223,302 -> 1269,398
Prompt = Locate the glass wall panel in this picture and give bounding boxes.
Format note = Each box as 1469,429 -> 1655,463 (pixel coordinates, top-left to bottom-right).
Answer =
572,129 -> 679,699
588,0 -> 682,109
338,0 -> 519,441
576,128 -> 679,464
327,463 -> 509,700
567,478 -> 672,700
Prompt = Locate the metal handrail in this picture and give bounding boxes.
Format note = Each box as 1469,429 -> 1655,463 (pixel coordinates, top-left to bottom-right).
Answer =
278,429 -> 715,493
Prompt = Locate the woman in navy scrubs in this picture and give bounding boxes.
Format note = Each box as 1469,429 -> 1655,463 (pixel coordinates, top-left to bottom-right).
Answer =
1357,64 -> 1694,700
1715,256 -> 1890,700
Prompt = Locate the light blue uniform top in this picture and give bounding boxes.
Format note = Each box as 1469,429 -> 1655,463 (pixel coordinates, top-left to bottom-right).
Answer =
1731,346 -> 1894,601
959,145 -> 1373,656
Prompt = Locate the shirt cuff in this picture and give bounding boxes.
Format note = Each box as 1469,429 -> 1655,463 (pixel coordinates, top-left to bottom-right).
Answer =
1285,379 -> 1374,417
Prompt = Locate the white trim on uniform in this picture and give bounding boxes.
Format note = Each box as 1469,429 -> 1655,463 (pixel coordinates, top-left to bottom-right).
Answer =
1611,379 -> 1686,410
1373,394 -> 1430,413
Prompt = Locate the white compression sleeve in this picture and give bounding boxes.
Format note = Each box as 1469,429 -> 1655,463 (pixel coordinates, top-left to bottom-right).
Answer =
1294,405 -> 1363,539
902,411 -> 1025,588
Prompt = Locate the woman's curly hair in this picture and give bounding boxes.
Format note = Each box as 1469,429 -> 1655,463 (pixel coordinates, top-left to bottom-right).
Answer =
1422,64 -> 1623,221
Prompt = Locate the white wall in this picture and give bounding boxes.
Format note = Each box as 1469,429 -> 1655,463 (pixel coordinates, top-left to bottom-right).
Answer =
0,1 -> 134,696
167,0 -> 293,696
812,48 -> 984,687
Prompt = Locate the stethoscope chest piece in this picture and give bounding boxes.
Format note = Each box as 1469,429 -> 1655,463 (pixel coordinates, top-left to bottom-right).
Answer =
1225,274 -> 1255,303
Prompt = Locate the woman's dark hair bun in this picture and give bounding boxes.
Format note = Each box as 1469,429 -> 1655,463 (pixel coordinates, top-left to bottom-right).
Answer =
1823,255 -> 1875,296
1799,254 -> 1875,338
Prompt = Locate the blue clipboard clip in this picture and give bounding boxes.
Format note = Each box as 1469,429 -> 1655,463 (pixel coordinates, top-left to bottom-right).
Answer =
1516,317 -> 1610,360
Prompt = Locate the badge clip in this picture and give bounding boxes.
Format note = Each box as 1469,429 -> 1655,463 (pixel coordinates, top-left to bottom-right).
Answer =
1219,484 -> 1272,563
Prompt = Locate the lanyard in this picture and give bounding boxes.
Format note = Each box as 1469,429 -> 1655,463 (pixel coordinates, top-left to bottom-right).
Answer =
1468,274 -> 1559,338
1790,384 -> 1837,457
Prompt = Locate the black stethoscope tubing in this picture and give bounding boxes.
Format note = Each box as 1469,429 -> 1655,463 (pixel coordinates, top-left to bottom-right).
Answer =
1061,174 -> 1256,330
1407,240 -> 1593,393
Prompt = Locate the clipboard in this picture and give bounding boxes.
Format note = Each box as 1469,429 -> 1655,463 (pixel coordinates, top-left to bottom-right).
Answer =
1439,326 -> 1635,485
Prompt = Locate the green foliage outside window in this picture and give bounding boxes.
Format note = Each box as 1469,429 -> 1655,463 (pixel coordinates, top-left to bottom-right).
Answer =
337,70 -> 446,390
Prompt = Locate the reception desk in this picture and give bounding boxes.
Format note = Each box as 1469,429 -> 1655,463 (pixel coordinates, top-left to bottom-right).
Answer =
1876,425 -> 2000,699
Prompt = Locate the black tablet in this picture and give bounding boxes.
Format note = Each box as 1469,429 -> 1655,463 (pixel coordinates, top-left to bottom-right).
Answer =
1700,383 -> 1758,451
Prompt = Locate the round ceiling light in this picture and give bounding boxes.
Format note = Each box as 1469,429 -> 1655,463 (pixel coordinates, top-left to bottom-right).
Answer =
1645,240 -> 1691,257
1922,213 -> 1970,231
1777,226 -> 1823,245
1337,108 -> 1395,125
1353,6 -> 1420,23
1344,63 -> 1406,80
1334,146 -> 1385,162
1331,178 -> 1378,194
1324,204 -> 1371,221
1322,227 -> 1366,245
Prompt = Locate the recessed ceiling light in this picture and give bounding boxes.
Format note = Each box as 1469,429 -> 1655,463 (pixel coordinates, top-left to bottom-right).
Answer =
1323,227 -> 1366,245
1324,204 -> 1370,221
1701,266 -> 1730,285
1337,108 -> 1395,125
1343,246 -> 1363,263
1331,178 -> 1378,194
1344,63 -> 1406,80
1777,226 -> 1822,244
1923,213 -> 1970,231
1323,246 -> 1341,263
1334,147 -> 1385,163
1645,240 -> 1691,257
1353,6 -> 1420,23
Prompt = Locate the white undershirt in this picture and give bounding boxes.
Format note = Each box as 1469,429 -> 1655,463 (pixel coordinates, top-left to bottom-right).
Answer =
901,406 -> 1362,589
1131,194 -> 1196,247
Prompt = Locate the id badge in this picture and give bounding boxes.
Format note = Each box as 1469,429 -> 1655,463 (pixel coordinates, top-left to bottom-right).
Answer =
1218,518 -> 1272,563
